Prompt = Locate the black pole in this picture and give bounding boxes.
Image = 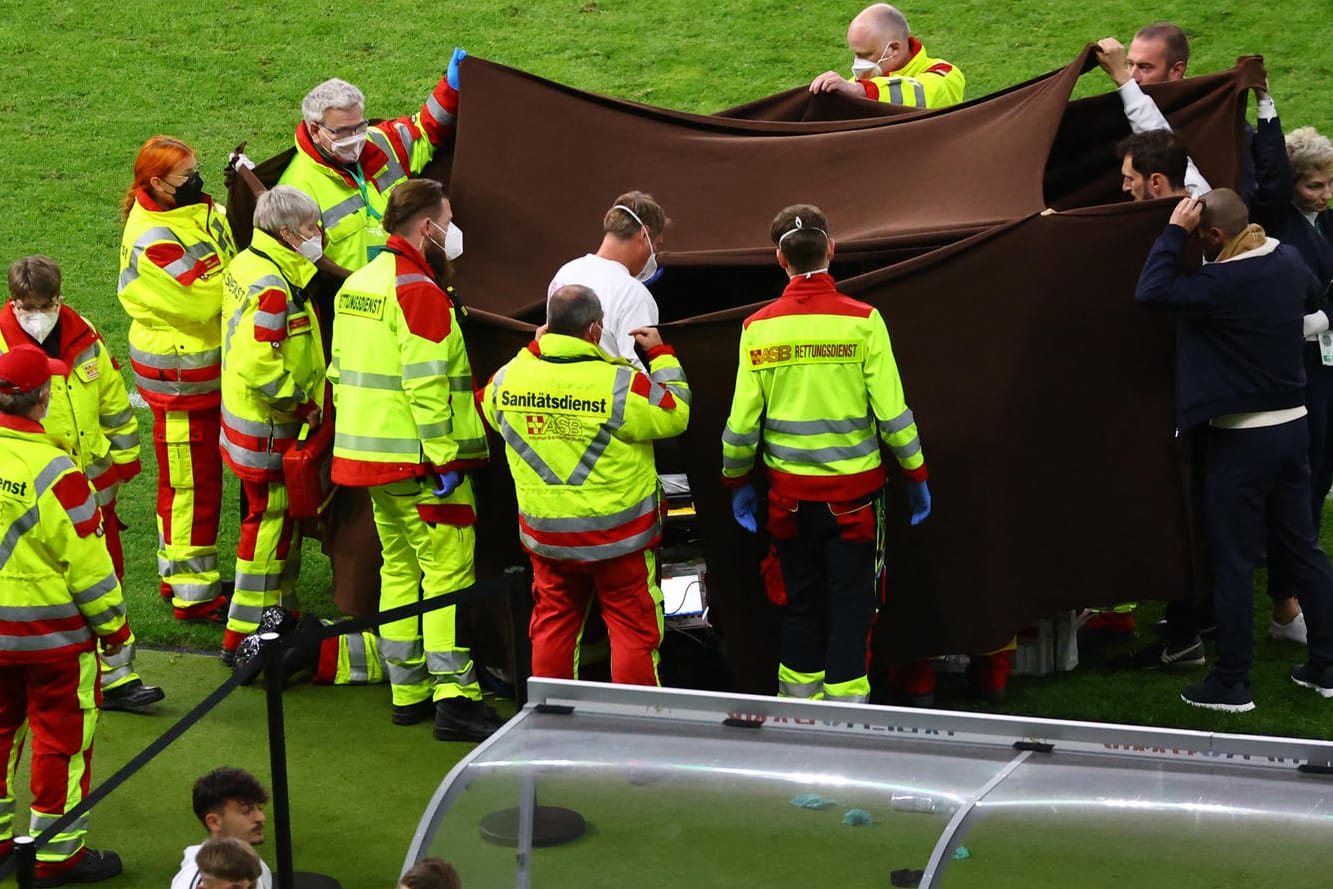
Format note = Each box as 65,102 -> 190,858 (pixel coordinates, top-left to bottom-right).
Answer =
261,631 -> 294,889
504,565 -> 533,709
14,835 -> 35,889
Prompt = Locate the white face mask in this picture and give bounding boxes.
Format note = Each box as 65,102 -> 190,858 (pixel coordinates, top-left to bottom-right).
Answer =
444,222 -> 463,261
612,204 -> 663,284
16,307 -> 59,343
330,132 -> 367,163
851,41 -> 893,79
295,232 -> 323,263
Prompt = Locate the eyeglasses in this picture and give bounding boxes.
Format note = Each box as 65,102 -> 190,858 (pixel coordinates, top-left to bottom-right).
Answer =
318,120 -> 369,139
166,169 -> 199,182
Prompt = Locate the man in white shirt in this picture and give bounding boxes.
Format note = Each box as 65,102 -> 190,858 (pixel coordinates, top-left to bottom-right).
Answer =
548,191 -> 668,370
170,768 -> 272,889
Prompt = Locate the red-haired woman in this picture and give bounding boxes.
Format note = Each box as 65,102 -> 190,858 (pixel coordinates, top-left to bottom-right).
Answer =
117,135 -> 235,622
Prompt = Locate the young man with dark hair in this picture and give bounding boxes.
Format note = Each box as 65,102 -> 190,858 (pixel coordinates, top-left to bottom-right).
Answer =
1117,130 -> 1190,201
171,768 -> 272,889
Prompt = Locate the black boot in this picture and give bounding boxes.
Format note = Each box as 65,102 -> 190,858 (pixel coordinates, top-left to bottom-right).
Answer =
433,697 -> 503,742
34,848 -> 123,887
100,679 -> 165,714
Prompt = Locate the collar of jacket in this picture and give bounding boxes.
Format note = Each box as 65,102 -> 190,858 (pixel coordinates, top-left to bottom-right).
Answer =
249,228 -> 319,288
0,303 -> 96,365
292,120 -> 392,189
135,188 -> 218,218
384,234 -> 437,283
779,271 -> 838,300
889,37 -> 927,77
0,413 -> 44,434
529,332 -> 623,364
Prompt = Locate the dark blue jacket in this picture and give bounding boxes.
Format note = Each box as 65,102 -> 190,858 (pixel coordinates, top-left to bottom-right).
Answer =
1250,116 -> 1333,287
1135,225 -> 1320,430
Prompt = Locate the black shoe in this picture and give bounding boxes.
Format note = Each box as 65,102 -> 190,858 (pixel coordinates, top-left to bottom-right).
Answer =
280,615 -> 324,683
1110,637 -> 1205,671
34,848 -> 123,886
219,647 -> 236,668
100,679 -> 165,713
1290,662 -> 1333,698
433,696 -> 504,741
1181,673 -> 1255,713
392,699 -> 435,726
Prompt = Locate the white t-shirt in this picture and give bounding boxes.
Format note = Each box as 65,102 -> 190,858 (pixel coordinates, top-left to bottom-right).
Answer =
548,254 -> 659,370
170,842 -> 273,889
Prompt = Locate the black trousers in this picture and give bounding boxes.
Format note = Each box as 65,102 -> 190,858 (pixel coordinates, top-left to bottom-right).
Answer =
775,501 -> 878,686
1204,420 -> 1333,685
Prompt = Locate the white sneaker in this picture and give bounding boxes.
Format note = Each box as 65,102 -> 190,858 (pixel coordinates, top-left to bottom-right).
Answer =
1268,612 -> 1308,645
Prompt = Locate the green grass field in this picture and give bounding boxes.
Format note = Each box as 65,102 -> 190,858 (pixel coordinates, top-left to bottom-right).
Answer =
3,2 -> 1333,885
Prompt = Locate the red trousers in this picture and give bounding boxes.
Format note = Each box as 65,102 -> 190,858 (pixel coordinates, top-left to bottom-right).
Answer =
0,651 -> 99,874
529,549 -> 663,686
151,406 -> 225,617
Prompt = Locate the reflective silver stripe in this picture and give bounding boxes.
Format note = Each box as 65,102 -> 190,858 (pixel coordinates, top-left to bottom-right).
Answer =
521,492 -> 658,533
94,484 -> 119,507
3,627 -> 92,652
322,193 -> 365,231
650,366 -> 686,384
228,602 -> 265,626
36,455 -> 76,497
345,633 -> 369,684
778,679 -> 822,698
911,79 -> 927,107
334,432 -> 421,455
157,239 -> 218,281
520,520 -> 660,563
71,344 -> 99,368
454,436 -> 489,460
498,414 -> 562,485
569,425 -> 612,486
722,454 -> 755,471
425,650 -> 471,673
254,306 -> 288,333
766,437 -> 880,465
722,424 -> 760,447
379,637 -> 423,661
32,811 -> 88,833
161,554 -> 217,575
425,93 -> 456,127
118,225 -> 182,290
433,664 -> 478,689
564,369 -> 632,485
134,375 -> 219,397
234,571 -> 282,593
888,81 -> 904,105
100,641 -> 133,673
417,420 -> 453,439
402,359 -> 449,380
824,690 -> 869,703
72,573 -> 118,606
171,580 -> 221,603
449,375 -> 473,391
129,344 -> 221,370
879,409 -> 916,436
221,439 -> 282,470
367,130 -> 407,191
64,492 -> 100,528
222,406 -> 278,439
0,603 -> 80,621
85,455 -> 115,482
100,408 -> 134,427
385,661 -> 427,687
83,603 -> 126,628
664,384 -> 692,406
767,416 -> 873,436
107,432 -> 139,451
394,122 -> 417,160
395,274 -> 434,289
890,436 -> 923,460
336,369 -> 402,391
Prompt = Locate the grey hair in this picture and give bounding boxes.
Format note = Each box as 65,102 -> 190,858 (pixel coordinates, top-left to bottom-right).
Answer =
301,78 -> 365,126
547,285 -> 603,336
253,186 -> 321,237
1286,126 -> 1333,183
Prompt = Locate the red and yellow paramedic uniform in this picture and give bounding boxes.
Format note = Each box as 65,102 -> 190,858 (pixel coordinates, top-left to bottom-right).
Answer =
278,75 -> 459,272
852,37 -> 965,109
0,306 -> 145,693
482,333 -> 691,686
0,415 -> 130,880
329,234 -> 487,707
117,189 -> 236,619
219,228 -> 325,653
721,272 -> 926,703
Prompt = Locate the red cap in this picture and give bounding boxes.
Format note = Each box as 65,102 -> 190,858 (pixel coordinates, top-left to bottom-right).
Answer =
0,345 -> 52,394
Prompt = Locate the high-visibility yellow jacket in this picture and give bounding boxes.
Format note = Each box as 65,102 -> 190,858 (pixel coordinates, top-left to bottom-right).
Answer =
481,333 -> 691,562
277,74 -> 459,272
853,38 -> 965,109
117,190 -> 237,410
329,235 -> 488,504
220,229 -> 326,482
0,306 -> 141,508
721,273 -> 927,501
0,415 -> 130,664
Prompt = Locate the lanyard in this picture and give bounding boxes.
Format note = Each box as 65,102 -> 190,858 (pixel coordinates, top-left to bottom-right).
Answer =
249,246 -> 309,307
346,164 -> 383,222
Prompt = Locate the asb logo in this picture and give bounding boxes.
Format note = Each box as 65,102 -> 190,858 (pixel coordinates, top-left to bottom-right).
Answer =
526,415 -> 546,435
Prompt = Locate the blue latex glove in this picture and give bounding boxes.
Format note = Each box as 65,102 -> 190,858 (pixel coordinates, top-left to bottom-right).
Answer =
731,484 -> 759,533
433,470 -> 461,497
907,480 -> 932,526
447,48 -> 468,90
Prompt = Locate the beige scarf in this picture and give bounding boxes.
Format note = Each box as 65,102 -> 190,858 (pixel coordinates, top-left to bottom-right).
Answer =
1215,223 -> 1267,262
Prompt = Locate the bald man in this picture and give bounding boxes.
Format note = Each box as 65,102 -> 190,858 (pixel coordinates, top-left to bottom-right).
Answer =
809,4 -> 964,109
1135,188 -> 1333,712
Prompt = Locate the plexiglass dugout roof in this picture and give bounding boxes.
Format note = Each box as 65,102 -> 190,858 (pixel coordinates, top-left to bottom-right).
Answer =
407,680 -> 1333,888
